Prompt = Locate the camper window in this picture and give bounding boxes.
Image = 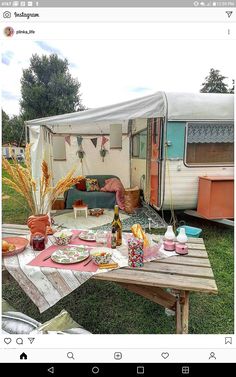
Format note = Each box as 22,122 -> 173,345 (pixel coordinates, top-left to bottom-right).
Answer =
185,122 -> 234,166
132,130 -> 147,159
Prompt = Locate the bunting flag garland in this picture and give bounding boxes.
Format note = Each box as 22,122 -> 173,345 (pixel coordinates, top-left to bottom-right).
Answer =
101,136 -> 109,146
91,137 -> 98,148
65,135 -> 71,146
76,136 -> 83,147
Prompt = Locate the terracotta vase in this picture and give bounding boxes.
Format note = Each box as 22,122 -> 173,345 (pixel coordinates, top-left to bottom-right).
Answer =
27,214 -> 50,245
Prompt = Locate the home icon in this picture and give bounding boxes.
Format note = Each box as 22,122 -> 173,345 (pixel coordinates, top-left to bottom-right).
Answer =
20,352 -> 27,360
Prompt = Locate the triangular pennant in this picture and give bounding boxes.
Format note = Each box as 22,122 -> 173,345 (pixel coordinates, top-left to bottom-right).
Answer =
76,136 -> 83,147
101,136 -> 109,146
91,137 -> 98,148
65,136 -> 71,146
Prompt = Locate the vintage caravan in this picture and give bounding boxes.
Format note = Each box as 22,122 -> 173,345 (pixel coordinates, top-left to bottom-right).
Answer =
26,91 -> 234,211
130,92 -> 234,210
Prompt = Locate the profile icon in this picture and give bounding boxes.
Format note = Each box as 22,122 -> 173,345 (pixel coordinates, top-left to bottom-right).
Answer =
4,26 -> 14,37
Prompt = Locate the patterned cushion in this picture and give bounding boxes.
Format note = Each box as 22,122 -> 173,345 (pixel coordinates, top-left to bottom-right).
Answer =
35,310 -> 91,334
86,178 -> 100,192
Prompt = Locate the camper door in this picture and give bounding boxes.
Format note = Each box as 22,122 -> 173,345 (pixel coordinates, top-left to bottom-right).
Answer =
147,118 -> 162,208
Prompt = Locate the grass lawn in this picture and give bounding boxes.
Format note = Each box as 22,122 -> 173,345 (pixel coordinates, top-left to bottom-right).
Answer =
2,175 -> 234,334
2,166 -> 31,224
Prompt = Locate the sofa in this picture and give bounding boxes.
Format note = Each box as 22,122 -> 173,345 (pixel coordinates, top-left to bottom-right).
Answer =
65,175 -> 119,209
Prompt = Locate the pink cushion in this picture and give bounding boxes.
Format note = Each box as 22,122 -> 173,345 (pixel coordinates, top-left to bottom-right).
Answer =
101,178 -> 123,192
101,178 -> 125,210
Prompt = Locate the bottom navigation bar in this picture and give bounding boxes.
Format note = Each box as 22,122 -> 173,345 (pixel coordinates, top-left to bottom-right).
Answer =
0,363 -> 235,375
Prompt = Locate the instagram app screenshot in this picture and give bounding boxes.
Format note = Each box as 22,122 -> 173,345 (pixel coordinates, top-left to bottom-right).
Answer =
0,0 -> 235,374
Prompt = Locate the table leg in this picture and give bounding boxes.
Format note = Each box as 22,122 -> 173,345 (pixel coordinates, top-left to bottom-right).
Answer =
181,291 -> 189,334
175,291 -> 190,334
175,298 -> 182,334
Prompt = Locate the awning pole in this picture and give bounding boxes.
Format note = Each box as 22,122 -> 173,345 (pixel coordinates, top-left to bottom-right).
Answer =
24,122 -> 28,145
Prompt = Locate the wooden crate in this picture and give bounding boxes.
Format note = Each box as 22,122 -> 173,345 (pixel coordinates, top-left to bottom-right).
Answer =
197,176 -> 234,219
51,198 -> 65,210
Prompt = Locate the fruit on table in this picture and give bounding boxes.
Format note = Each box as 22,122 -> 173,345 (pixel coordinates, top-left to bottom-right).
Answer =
2,240 -> 9,252
2,240 -> 16,253
8,243 -> 16,252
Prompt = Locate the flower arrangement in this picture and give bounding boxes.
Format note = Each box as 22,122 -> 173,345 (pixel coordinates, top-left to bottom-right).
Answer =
2,144 -> 83,215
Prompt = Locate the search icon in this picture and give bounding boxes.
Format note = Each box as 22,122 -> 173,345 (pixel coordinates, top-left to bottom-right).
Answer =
67,352 -> 75,360
16,338 -> 23,345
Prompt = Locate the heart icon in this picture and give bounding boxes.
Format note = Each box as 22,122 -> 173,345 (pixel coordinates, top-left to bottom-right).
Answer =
161,352 -> 169,359
4,338 -> 12,345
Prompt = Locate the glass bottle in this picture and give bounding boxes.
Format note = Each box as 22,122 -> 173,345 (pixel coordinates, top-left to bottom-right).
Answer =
164,225 -> 175,241
145,218 -> 153,245
111,205 -> 122,246
111,226 -> 117,249
177,228 -> 188,243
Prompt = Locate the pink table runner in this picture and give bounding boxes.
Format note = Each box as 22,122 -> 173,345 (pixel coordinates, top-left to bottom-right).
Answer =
28,230 -> 101,272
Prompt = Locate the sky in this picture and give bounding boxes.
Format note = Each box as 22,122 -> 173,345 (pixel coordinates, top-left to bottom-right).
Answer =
1,39 -> 235,117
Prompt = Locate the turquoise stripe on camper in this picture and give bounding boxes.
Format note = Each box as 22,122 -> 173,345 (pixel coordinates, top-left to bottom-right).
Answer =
166,122 -> 186,158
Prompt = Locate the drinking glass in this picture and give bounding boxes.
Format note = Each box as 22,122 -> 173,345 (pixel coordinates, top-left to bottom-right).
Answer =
32,235 -> 45,251
95,230 -> 108,247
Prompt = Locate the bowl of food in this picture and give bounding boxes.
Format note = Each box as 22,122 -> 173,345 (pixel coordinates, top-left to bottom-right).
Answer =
90,247 -> 113,265
53,230 -> 73,246
2,237 -> 28,257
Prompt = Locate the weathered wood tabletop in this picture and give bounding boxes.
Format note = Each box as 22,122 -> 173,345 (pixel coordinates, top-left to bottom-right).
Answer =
96,235 -> 218,334
2,224 -> 218,334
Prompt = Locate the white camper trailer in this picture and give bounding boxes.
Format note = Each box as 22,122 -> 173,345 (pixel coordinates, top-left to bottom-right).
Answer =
26,91 -> 234,210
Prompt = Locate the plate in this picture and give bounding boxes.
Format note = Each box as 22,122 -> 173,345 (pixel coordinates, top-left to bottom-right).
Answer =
2,237 -> 29,257
78,231 -> 96,242
51,245 -> 90,264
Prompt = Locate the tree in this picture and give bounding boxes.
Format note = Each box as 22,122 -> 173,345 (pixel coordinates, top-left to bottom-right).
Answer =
229,79 -> 235,94
2,110 -> 25,145
2,110 -> 10,144
200,68 -> 230,93
20,54 -> 84,120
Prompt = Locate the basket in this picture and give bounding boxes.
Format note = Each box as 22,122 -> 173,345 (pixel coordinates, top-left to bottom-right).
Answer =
124,187 -> 140,214
176,225 -> 202,238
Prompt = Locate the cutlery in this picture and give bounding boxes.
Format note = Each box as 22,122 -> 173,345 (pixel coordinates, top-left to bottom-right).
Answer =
43,255 -> 51,261
83,257 -> 92,266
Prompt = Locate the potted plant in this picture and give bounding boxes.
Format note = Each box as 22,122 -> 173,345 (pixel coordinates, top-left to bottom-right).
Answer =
100,146 -> 108,162
2,144 -> 83,242
76,148 -> 85,163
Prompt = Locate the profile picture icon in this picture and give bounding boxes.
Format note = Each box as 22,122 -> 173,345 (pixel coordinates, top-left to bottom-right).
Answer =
4,26 -> 14,37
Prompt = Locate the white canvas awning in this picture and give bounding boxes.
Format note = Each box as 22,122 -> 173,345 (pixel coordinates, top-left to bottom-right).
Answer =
26,91 -> 234,135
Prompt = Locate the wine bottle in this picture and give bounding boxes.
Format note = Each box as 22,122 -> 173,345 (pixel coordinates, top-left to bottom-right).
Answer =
111,226 -> 117,249
112,205 -> 122,246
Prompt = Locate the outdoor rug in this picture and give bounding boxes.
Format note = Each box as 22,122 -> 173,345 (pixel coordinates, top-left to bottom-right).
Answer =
52,209 -> 129,230
52,203 -> 166,232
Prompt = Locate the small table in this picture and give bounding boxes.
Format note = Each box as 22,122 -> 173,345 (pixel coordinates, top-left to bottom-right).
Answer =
73,205 -> 88,219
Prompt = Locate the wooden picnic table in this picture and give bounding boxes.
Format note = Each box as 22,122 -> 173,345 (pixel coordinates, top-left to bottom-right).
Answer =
2,224 -> 218,334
